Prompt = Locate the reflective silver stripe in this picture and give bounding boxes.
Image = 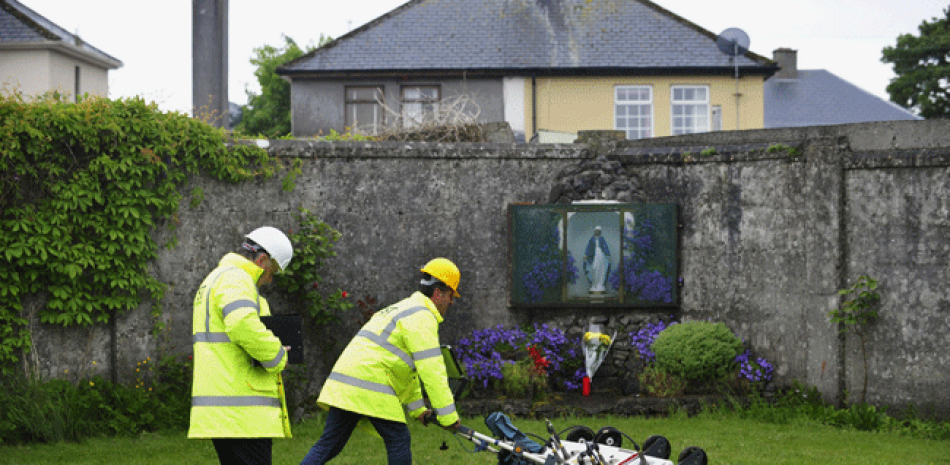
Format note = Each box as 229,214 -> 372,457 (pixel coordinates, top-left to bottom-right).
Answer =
328,372 -> 396,396
406,399 -> 426,411
412,347 -> 442,361
356,305 -> 431,370
357,330 -> 415,371
260,346 -> 285,369
193,332 -> 231,343
434,403 -> 457,416
191,395 -> 280,408
379,306 -> 429,341
222,299 -> 259,319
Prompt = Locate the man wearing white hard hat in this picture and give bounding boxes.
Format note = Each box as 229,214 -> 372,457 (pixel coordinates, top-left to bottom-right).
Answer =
300,258 -> 462,465
188,226 -> 295,465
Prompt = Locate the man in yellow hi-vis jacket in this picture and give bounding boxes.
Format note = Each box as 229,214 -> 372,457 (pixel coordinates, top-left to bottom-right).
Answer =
189,226 -> 294,465
300,258 -> 462,465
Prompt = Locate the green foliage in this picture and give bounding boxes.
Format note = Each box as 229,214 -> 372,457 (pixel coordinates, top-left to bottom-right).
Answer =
700,147 -> 717,156
275,208 -> 353,327
652,321 -> 743,382
497,359 -> 548,401
0,93 -> 277,374
0,355 -> 193,445
882,7 -> 950,118
766,143 -> 802,158
318,128 -> 377,141
829,275 -> 881,403
638,365 -> 687,398
235,35 -> 330,138
829,275 -> 880,333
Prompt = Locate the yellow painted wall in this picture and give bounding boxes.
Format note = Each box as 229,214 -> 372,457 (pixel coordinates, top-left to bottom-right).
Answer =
523,75 -> 766,138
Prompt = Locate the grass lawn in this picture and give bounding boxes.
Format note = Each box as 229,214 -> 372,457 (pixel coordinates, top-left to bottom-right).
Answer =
2,411 -> 948,464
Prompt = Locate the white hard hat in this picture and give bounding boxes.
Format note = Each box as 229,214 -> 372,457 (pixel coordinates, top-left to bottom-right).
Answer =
245,226 -> 293,271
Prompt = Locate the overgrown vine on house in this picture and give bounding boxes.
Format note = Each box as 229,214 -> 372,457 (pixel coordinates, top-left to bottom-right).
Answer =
0,92 -> 280,375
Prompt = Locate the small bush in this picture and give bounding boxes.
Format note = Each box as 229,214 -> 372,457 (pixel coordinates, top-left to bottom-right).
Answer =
638,365 -> 686,398
497,359 -> 548,401
652,321 -> 743,383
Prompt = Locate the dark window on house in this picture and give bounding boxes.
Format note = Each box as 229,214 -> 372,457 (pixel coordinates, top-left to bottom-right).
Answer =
74,66 -> 81,102
401,85 -> 440,128
345,86 -> 385,134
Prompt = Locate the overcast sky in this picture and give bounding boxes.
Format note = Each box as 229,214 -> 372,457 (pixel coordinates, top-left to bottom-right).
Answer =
22,0 -> 948,115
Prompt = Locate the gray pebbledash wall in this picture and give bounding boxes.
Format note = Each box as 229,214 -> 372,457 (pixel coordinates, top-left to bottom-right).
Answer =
20,120 -> 950,419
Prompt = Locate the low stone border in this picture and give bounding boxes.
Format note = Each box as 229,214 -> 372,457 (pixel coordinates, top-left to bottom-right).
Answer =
458,394 -> 740,420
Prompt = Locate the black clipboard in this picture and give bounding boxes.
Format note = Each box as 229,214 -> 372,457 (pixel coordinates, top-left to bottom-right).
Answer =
259,314 -> 303,365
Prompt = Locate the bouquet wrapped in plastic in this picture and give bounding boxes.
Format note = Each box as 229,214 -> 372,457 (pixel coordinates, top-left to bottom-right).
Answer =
581,324 -> 616,396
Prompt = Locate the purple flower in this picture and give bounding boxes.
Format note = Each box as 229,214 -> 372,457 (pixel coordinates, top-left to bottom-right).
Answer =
609,218 -> 675,303
628,320 -> 676,362
735,349 -> 773,383
455,323 -> 584,392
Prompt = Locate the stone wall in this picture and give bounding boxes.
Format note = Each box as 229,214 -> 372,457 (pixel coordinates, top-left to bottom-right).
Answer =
20,120 -> 950,419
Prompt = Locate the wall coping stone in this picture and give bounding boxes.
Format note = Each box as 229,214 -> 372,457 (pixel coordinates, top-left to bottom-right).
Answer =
234,139 -> 596,160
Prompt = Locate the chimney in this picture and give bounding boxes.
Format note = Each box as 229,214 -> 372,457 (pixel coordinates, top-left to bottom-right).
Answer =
773,48 -> 798,79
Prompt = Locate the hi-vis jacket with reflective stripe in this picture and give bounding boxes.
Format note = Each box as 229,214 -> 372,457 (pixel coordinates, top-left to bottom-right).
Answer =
318,292 -> 459,426
188,253 -> 291,439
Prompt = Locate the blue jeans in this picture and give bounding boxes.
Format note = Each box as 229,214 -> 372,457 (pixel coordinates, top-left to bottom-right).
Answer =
300,407 -> 412,465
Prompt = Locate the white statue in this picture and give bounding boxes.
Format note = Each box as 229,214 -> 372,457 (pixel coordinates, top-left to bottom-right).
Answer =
583,227 -> 611,293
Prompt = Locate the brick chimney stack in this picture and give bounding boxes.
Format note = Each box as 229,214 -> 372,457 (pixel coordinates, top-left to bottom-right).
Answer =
773,48 -> 798,79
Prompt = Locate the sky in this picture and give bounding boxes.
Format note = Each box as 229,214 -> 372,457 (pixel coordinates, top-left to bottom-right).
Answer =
22,0 -> 949,115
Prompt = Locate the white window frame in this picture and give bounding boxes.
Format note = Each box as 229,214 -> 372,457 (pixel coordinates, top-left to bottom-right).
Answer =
401,85 -> 440,128
614,85 -> 653,140
345,86 -> 385,134
671,85 -> 710,135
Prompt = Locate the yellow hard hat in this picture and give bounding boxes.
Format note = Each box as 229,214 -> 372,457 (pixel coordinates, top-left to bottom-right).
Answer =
420,258 -> 461,297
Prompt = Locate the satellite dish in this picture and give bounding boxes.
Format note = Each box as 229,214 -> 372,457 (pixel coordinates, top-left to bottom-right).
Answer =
715,28 -> 751,131
716,28 -> 750,57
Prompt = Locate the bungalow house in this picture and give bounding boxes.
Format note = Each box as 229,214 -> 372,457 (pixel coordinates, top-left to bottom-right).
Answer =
765,48 -> 921,127
277,0 -> 778,141
0,0 -> 122,101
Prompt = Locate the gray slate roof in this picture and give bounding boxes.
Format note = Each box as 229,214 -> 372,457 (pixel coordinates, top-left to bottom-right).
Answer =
280,0 -> 775,76
0,0 -> 122,68
765,70 -> 921,128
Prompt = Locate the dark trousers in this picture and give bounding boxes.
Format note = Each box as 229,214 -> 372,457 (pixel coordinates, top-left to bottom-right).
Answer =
212,438 -> 272,465
300,407 -> 412,465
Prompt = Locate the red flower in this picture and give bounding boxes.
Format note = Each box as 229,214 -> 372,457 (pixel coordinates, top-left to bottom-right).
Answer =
341,291 -> 348,298
527,346 -> 549,375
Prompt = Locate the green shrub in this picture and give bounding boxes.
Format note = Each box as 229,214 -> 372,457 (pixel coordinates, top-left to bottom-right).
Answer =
652,321 -> 743,382
497,359 -> 548,401
638,365 -> 687,398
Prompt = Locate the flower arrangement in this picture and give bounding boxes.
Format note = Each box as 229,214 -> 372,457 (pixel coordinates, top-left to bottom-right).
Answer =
581,325 -> 616,396
608,218 -> 675,304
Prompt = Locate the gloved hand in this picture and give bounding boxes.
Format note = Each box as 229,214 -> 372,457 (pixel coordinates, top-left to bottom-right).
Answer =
418,409 -> 435,427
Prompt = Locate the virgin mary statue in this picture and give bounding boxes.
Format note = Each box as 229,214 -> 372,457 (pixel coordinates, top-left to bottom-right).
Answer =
583,227 -> 611,293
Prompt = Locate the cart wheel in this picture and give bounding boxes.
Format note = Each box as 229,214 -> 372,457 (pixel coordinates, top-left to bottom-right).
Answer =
564,426 -> 595,443
594,426 -> 623,447
642,434 -> 671,459
677,446 -> 707,465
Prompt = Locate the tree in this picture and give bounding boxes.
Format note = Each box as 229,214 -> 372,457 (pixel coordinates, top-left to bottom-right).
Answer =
235,35 -> 330,137
881,8 -> 950,118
